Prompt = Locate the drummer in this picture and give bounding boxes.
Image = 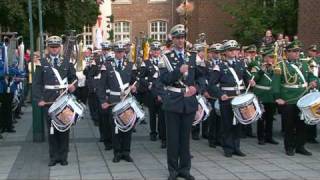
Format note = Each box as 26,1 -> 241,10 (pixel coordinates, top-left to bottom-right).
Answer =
97,41 -> 137,163
33,36 -> 77,166
251,46 -> 278,145
207,40 -> 255,158
272,41 -> 318,156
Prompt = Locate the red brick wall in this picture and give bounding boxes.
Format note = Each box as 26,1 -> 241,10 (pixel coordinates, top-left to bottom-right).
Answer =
112,0 -> 233,43
298,0 -> 320,48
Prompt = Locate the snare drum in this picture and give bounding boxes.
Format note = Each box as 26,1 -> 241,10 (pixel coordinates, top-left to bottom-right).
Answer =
112,96 -> 145,132
48,94 -> 85,132
297,92 -> 320,125
231,93 -> 262,125
193,95 -> 212,126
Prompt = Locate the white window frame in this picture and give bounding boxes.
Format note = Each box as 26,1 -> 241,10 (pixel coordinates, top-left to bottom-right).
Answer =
150,20 -> 167,42
114,21 -> 131,42
83,25 -> 93,47
112,0 -> 132,4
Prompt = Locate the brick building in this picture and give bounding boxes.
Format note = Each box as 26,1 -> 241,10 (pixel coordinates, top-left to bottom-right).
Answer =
111,0 -> 233,43
298,0 -> 320,47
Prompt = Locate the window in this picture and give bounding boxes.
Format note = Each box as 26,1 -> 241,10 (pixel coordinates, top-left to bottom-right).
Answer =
149,0 -> 167,3
150,21 -> 167,42
114,21 -> 130,42
83,25 -> 93,47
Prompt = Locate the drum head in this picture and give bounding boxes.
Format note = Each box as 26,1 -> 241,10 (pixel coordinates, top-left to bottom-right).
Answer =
297,92 -> 320,108
194,105 -> 204,123
56,106 -> 75,125
231,93 -> 254,106
48,94 -> 69,114
239,102 -> 257,121
119,108 -> 136,125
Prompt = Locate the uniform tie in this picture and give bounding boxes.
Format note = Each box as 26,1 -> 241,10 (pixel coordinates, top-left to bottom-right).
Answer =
178,53 -> 184,62
53,58 -> 58,68
117,60 -> 122,71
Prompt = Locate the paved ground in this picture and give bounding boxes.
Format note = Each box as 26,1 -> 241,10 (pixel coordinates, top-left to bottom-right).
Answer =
1,105 -> 320,180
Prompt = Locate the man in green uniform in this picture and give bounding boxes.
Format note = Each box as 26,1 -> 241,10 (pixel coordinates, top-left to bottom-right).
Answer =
272,41 -> 318,156
251,47 -> 278,145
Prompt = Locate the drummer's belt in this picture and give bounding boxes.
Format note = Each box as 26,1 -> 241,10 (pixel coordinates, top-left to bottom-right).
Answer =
44,84 -> 68,90
165,86 -> 187,93
108,83 -> 130,96
221,86 -> 245,91
282,83 -> 307,89
255,85 -> 271,90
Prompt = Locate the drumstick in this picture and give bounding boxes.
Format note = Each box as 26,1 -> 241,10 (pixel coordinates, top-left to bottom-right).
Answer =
56,80 -> 78,100
245,76 -> 255,94
121,81 -> 137,101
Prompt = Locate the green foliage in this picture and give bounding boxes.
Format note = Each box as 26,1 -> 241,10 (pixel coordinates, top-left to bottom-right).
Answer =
221,0 -> 298,45
0,0 -> 99,46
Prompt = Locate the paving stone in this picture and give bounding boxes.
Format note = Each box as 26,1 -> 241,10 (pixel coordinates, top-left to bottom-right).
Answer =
234,172 -> 269,180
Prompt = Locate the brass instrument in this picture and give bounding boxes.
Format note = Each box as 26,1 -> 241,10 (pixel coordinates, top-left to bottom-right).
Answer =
76,40 -> 84,71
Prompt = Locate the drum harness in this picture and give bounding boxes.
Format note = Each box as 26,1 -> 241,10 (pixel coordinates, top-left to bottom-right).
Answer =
112,64 -> 137,134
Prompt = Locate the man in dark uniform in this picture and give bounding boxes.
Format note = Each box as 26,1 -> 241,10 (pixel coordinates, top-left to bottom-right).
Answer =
139,41 -> 167,148
159,24 -> 199,180
191,43 -> 209,140
272,41 -> 318,156
97,41 -> 137,163
33,36 -> 77,166
0,42 -> 7,138
208,40 -> 256,158
204,43 -> 223,148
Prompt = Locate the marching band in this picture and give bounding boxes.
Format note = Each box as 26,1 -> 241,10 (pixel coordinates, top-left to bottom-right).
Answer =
1,24 -> 320,180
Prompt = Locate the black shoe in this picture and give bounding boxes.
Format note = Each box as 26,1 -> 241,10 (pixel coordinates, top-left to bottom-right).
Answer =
307,139 -> 319,144
192,135 -> 200,140
258,140 -> 265,145
266,138 -> 279,145
286,149 -> 295,156
6,129 -> 16,133
48,160 -> 57,167
15,115 -> 21,119
0,134 -> 3,139
112,154 -> 121,163
178,173 -> 195,180
209,141 -> 216,148
104,144 -> 112,151
150,134 -> 157,141
296,147 -> 312,156
161,141 -> 166,149
60,160 -> 68,166
233,151 -> 246,157
215,141 -> 222,147
202,134 -> 208,139
122,155 -> 133,162
224,152 -> 232,158
168,174 -> 177,180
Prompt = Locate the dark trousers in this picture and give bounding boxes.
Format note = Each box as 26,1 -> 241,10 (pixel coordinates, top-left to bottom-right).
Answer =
165,111 -> 194,176
111,114 -> 133,155
280,104 -> 306,151
88,92 -> 100,124
306,125 -> 317,141
0,93 -> 13,130
74,86 -> 88,104
99,108 -> 112,147
208,100 -> 221,144
44,107 -> 69,162
257,103 -> 276,141
149,100 -> 166,140
220,101 -> 241,154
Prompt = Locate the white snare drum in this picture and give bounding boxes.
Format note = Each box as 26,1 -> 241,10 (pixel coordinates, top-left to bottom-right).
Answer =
297,92 -> 320,125
231,93 -> 262,125
193,95 -> 212,126
112,96 -> 145,132
48,94 -> 85,132
214,100 -> 220,116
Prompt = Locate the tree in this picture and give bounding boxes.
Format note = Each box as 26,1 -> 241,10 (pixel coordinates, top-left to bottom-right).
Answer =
0,0 -> 99,47
220,0 -> 299,45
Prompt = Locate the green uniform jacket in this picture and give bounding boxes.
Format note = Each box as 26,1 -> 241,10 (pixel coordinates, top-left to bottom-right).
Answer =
272,60 -> 318,104
252,66 -> 274,103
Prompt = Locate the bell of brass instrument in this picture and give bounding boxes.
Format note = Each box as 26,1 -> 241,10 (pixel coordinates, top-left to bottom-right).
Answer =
76,40 -> 84,71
